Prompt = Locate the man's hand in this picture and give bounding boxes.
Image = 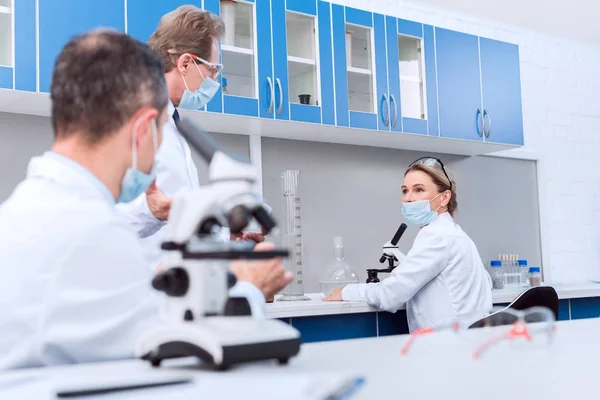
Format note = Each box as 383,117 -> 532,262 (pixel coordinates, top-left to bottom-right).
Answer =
230,231 -> 265,244
146,181 -> 172,221
230,242 -> 293,299
322,287 -> 344,301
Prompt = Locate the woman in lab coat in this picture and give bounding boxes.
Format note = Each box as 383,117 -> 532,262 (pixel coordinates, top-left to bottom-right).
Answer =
323,157 -> 493,332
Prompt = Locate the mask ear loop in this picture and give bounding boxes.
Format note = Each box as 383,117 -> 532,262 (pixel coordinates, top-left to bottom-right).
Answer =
131,117 -> 144,171
151,119 -> 158,153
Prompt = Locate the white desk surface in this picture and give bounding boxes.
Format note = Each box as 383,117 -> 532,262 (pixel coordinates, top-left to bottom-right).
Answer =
3,317 -> 600,399
266,282 -> 600,319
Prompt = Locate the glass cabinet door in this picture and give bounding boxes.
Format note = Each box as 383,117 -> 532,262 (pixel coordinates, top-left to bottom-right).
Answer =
0,0 -> 12,89
332,5 -> 378,130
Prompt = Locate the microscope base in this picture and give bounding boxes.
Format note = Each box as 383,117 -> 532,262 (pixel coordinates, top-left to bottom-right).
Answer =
136,316 -> 301,370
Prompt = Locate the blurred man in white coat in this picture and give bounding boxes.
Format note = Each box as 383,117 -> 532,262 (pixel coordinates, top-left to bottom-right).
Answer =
0,30 -> 290,370
116,6 -> 266,274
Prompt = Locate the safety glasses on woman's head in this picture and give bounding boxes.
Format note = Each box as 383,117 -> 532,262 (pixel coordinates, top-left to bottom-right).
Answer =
408,157 -> 452,191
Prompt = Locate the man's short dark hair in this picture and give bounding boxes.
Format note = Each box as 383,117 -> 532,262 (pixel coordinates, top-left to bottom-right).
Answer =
51,29 -> 168,144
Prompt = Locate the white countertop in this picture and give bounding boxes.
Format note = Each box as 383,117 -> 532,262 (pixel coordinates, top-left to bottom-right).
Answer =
4,318 -> 600,399
266,282 -> 600,319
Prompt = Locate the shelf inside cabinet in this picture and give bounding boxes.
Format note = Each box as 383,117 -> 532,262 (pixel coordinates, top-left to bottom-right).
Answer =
348,66 -> 371,76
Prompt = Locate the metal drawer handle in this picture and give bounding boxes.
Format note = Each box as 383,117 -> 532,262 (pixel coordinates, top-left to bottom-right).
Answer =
483,109 -> 491,138
276,78 -> 283,115
380,94 -> 390,127
266,77 -> 274,114
390,95 -> 398,128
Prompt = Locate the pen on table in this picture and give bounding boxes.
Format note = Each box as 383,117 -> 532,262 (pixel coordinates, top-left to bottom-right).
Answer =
324,377 -> 365,400
55,377 -> 193,398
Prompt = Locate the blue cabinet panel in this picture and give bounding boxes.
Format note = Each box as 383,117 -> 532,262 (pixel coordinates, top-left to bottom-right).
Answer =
291,313 -> 377,343
0,67 -> 12,89
386,16 -> 401,132
14,0 -> 36,91
256,0 -> 274,119
290,104 -> 321,124
570,298 -> 600,320
223,95 -> 258,117
38,0 -> 125,93
271,0 -> 289,121
127,0 -> 195,43
423,25 -> 438,136
378,311 -> 409,336
317,0 -> 335,125
558,299 -> 570,321
332,4 -> 348,127
198,0 -> 223,113
397,18 -> 421,38
435,28 -> 482,141
403,118 -> 427,135
345,7 -> 372,28
374,13 -> 389,131
479,37 -> 524,145
287,0 -> 316,15
349,111 -> 377,130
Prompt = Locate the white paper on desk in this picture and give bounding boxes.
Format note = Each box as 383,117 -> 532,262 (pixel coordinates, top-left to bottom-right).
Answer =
48,372 -> 363,400
0,377 -> 53,400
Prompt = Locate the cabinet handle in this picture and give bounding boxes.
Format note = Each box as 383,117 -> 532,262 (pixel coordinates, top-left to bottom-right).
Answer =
483,109 -> 492,138
390,95 -> 398,128
275,78 -> 283,115
380,94 -> 390,127
266,77 -> 274,114
476,108 -> 483,137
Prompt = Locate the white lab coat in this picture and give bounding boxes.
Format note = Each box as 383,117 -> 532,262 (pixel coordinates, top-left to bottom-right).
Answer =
0,152 -> 263,370
115,101 -> 201,268
343,213 -> 493,332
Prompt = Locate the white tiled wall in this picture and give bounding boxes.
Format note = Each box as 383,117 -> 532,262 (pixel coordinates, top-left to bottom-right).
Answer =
329,0 -> 600,283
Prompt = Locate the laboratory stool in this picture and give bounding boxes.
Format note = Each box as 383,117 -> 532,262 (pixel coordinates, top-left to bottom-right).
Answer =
469,286 -> 559,329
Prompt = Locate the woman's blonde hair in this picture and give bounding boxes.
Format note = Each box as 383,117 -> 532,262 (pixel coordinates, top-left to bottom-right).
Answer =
405,162 -> 458,216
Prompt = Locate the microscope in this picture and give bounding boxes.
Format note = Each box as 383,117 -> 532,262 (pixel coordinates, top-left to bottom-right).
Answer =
135,119 -> 301,370
366,223 -> 408,283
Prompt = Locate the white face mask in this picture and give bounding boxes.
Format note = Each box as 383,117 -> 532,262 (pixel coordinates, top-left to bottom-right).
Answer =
117,118 -> 158,203
179,62 -> 220,110
401,192 -> 444,227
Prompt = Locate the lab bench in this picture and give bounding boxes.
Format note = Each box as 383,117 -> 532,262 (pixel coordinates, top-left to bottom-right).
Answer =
266,283 -> 600,343
5,318 -> 600,399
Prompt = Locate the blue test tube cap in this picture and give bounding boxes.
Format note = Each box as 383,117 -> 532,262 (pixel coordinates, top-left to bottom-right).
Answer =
529,266 -> 540,273
518,260 -> 528,266
490,260 -> 502,267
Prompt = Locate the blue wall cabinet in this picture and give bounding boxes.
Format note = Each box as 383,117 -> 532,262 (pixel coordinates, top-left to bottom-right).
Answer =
435,28 -> 482,141
479,38 -> 524,145
1,0 -> 36,90
269,0 -> 335,124
38,0 -> 125,93
375,17 -> 438,135
435,28 -> 524,145
0,1 -> 13,89
202,0 -> 262,117
14,0 -> 36,92
127,1 -> 195,43
332,5 -> 378,130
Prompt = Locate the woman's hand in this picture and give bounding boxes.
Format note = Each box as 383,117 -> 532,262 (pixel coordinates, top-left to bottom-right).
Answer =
322,287 -> 344,301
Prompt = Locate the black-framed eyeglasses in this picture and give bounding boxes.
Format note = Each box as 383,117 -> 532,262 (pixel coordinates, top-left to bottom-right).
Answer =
408,157 -> 453,190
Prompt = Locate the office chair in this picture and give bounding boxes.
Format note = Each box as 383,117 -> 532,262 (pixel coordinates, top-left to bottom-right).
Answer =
469,286 -> 559,329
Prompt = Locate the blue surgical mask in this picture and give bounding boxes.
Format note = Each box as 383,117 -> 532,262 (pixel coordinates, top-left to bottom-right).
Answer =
401,193 -> 443,227
117,118 -> 158,203
179,62 -> 220,110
